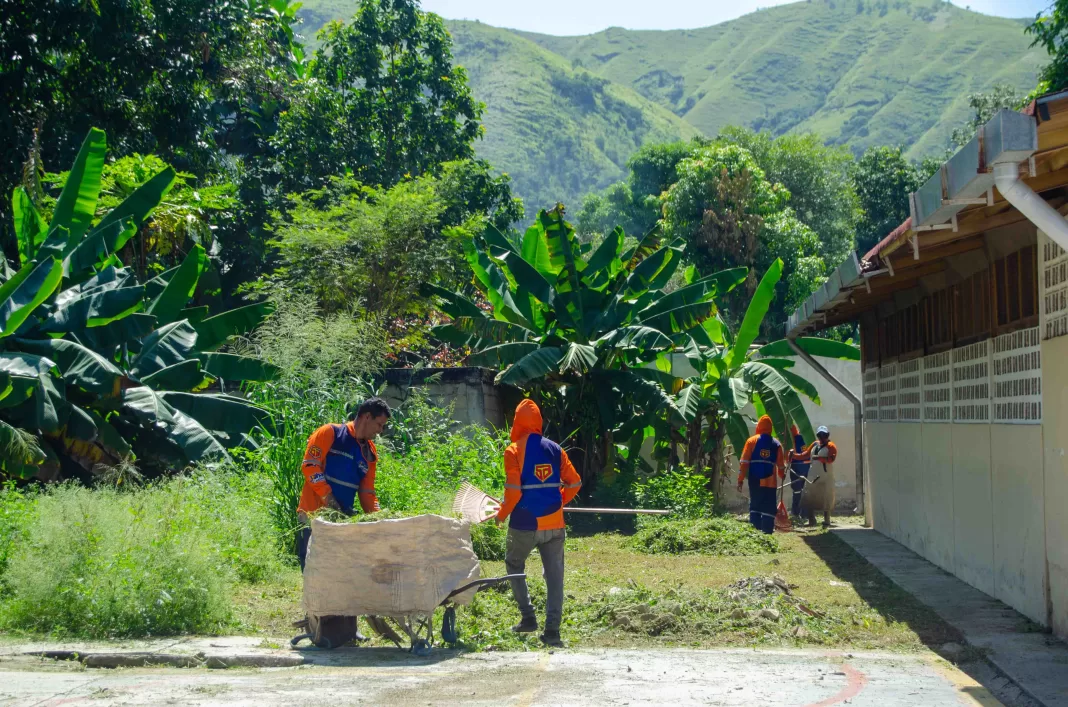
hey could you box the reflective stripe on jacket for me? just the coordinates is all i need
[297,422,379,515]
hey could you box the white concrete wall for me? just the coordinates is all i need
[866,416,1053,628]
[1042,335,1068,637]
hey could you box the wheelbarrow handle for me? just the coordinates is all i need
[444,574,526,602]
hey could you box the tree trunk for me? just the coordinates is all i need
[704,412,728,509]
[685,418,702,471]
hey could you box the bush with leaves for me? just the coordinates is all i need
[0,129,279,481]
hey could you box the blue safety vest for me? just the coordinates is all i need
[509,434,564,531]
[323,424,374,514]
[748,434,781,481]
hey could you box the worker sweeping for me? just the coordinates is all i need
[787,424,811,519]
[495,399,581,647]
[295,397,392,570]
[736,415,786,535]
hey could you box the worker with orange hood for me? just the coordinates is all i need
[736,415,786,534]
[496,399,581,647]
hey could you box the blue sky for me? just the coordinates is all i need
[422,0,1051,36]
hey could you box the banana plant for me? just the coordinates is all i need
[667,258,859,495]
[426,205,747,479]
[1,129,279,481]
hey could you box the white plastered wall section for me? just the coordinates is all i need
[863,229,1066,632]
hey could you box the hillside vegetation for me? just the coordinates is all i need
[297,0,1043,212]
[518,0,1042,160]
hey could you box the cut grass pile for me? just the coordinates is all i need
[629,517,779,556]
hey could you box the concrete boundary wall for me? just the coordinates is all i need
[866,417,1053,628]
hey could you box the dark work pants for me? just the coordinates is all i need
[505,527,566,631]
[790,468,809,516]
[296,526,312,571]
[748,482,777,535]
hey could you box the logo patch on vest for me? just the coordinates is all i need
[534,464,552,481]
[760,449,771,459]
[308,446,322,459]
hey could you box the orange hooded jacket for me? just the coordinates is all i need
[296,421,379,516]
[496,399,581,530]
[737,415,786,489]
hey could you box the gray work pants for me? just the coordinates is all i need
[505,527,566,631]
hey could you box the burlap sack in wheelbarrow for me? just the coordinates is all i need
[302,515,480,618]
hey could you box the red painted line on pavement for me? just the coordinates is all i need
[803,662,868,707]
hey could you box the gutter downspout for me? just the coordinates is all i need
[786,337,871,527]
[994,162,1068,250]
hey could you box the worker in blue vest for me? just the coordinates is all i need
[787,424,811,519]
[736,415,786,534]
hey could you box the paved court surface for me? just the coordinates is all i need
[0,647,1002,706]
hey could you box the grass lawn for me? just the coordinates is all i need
[233,518,960,653]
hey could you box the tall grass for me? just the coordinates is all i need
[0,470,281,637]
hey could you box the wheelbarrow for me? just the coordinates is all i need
[291,515,518,655]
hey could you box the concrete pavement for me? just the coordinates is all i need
[0,646,1002,706]
[833,527,1068,707]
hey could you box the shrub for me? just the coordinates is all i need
[0,470,282,637]
[629,517,779,556]
[630,466,714,519]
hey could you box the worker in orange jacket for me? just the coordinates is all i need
[736,415,785,535]
[296,397,391,571]
[496,399,581,647]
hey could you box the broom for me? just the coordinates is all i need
[451,482,670,524]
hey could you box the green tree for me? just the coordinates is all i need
[1028,1,1068,93]
[0,0,302,265]
[275,0,485,193]
[716,127,859,268]
[852,146,924,255]
[660,145,822,338]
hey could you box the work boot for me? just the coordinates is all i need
[511,616,538,633]
[539,629,563,647]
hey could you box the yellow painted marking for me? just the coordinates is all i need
[925,655,1004,707]
[514,652,551,707]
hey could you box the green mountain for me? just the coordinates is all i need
[296,0,1045,213]
[515,0,1043,160]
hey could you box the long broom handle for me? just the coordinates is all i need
[564,507,671,516]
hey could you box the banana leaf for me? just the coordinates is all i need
[725,412,751,462]
[756,337,860,361]
[193,302,275,351]
[419,283,485,320]
[86,409,132,457]
[0,419,45,478]
[742,361,814,443]
[674,383,702,423]
[179,306,210,324]
[147,244,207,325]
[122,387,229,461]
[497,346,563,387]
[159,392,274,435]
[623,225,662,271]
[583,226,624,284]
[560,342,596,374]
[55,265,129,308]
[465,342,538,367]
[40,285,145,333]
[62,219,137,277]
[74,312,157,353]
[636,300,718,335]
[13,337,126,397]
[492,249,553,305]
[728,258,783,370]
[595,326,674,353]
[13,186,48,264]
[0,352,64,433]
[521,221,557,279]
[0,258,63,337]
[452,316,533,344]
[197,352,281,382]
[141,360,213,391]
[481,224,519,255]
[49,128,106,243]
[131,320,199,377]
